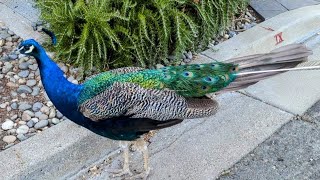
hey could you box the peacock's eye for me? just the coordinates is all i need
[20,44,35,54]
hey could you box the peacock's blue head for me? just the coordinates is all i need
[17,39,43,57]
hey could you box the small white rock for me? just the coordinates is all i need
[31,118,39,123]
[16,125,29,134]
[52,118,60,125]
[1,120,14,130]
[0,102,8,109]
[47,101,54,107]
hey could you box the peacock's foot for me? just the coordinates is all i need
[110,168,133,177]
[128,167,151,180]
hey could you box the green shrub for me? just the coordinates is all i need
[36,0,248,72]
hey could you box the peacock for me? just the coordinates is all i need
[14,31,316,179]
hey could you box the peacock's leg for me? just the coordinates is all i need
[129,138,151,180]
[111,141,133,177]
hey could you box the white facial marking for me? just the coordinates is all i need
[17,46,24,51]
[25,45,35,54]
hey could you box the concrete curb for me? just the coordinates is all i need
[0,121,118,179]
[0,3,42,41]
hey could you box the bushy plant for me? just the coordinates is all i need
[36,0,247,72]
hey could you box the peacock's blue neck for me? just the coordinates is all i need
[33,49,86,125]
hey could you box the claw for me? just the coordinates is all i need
[110,168,133,177]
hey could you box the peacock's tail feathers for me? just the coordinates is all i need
[156,62,238,97]
[219,44,312,93]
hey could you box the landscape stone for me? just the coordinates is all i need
[1,120,14,130]
[2,135,16,143]
[34,120,49,129]
[17,85,32,94]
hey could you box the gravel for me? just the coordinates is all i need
[0,24,69,148]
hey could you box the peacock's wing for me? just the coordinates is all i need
[78,82,219,121]
[78,62,235,121]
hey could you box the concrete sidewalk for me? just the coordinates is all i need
[217,102,320,180]
[1,1,320,180]
[250,0,320,20]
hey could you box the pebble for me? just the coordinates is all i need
[34,120,49,129]
[21,112,32,121]
[3,135,16,143]
[19,62,30,70]
[32,102,43,112]
[1,120,14,130]
[0,102,7,109]
[47,101,54,107]
[6,82,18,88]
[34,111,43,118]
[20,93,27,98]
[18,121,26,125]
[18,102,32,111]
[31,87,40,96]
[229,31,237,38]
[0,39,5,46]
[16,125,29,134]
[18,70,30,78]
[10,115,18,120]
[26,79,37,87]
[31,118,39,124]
[17,134,28,141]
[41,106,50,114]
[28,64,38,71]
[17,85,32,94]
[10,102,18,109]
[8,54,17,60]
[27,120,35,128]
[29,128,36,133]
[52,118,60,125]
[2,62,13,74]
[24,110,35,117]
[56,111,63,118]
[7,129,16,135]
[7,30,14,35]
[223,34,230,39]
[18,78,26,84]
[49,109,56,118]
[38,114,49,120]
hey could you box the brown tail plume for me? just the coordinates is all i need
[220,44,313,93]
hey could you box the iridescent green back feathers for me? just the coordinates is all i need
[78,62,238,105]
